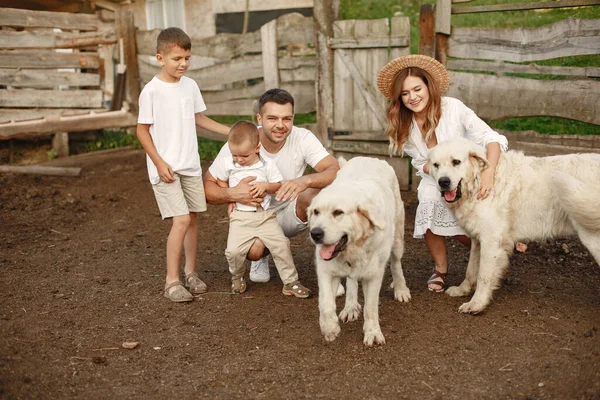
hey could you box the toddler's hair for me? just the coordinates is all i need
[157,27,191,54]
[258,89,295,114]
[229,121,259,147]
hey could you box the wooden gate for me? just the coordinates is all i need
[324,16,412,190]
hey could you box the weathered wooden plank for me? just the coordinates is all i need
[0,29,117,50]
[509,140,600,156]
[276,13,315,48]
[499,129,600,150]
[116,10,140,112]
[452,0,600,14]
[435,0,452,35]
[0,109,136,139]
[447,71,600,124]
[447,59,600,78]
[0,7,102,31]
[330,140,389,156]
[419,4,436,58]
[331,131,387,141]
[138,54,264,87]
[212,0,313,13]
[204,81,315,116]
[0,69,100,88]
[328,37,409,49]
[52,132,69,158]
[0,89,104,108]
[0,165,82,177]
[448,18,600,62]
[261,19,279,90]
[202,83,265,104]
[0,50,100,69]
[280,66,316,82]
[0,108,106,123]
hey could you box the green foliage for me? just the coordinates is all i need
[85,129,141,152]
[198,137,225,161]
[47,148,58,160]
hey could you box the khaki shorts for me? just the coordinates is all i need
[152,174,207,219]
[273,198,308,238]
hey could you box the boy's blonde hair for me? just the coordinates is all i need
[157,27,191,54]
[229,120,259,147]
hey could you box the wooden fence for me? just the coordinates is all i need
[421,0,600,159]
[0,7,137,156]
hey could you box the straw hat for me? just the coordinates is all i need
[376,54,450,99]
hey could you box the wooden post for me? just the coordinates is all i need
[116,10,140,113]
[313,0,339,147]
[261,19,279,90]
[435,0,451,64]
[52,132,70,158]
[419,3,436,57]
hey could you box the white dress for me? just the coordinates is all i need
[403,97,509,239]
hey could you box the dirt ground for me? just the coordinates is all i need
[1,149,599,400]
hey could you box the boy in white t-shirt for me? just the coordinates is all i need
[211,121,311,298]
[136,27,230,303]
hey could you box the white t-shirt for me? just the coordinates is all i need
[403,97,508,193]
[209,125,330,209]
[210,154,283,211]
[138,76,207,184]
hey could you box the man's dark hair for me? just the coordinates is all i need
[157,27,192,54]
[257,89,295,114]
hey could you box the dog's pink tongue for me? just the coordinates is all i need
[319,244,337,260]
[444,189,457,202]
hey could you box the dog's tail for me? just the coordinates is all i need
[553,171,600,232]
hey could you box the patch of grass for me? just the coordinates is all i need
[489,117,600,136]
[85,129,141,152]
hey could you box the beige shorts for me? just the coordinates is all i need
[273,198,308,238]
[152,174,207,219]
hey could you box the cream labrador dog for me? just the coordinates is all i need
[428,138,600,314]
[308,156,411,346]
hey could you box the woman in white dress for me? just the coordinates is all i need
[376,55,508,292]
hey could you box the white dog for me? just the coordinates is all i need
[427,138,600,314]
[308,156,411,346]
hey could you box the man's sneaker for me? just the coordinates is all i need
[282,280,312,299]
[249,255,270,282]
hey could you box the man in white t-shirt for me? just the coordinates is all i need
[204,89,339,283]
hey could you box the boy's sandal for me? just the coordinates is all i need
[427,269,447,293]
[282,280,312,299]
[231,274,247,294]
[164,281,193,302]
[185,272,208,295]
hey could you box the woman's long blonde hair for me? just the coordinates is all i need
[385,67,443,155]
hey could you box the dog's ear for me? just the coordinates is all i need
[357,203,386,230]
[337,156,347,168]
[468,143,489,171]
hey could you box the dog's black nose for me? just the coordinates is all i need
[438,176,451,189]
[310,228,324,242]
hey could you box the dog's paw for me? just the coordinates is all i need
[321,324,341,342]
[363,330,385,347]
[457,300,486,314]
[393,285,411,303]
[446,284,471,297]
[339,303,362,322]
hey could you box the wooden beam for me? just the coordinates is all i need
[261,19,279,90]
[0,108,136,139]
[447,59,600,78]
[419,3,436,57]
[0,7,101,31]
[52,132,69,158]
[116,10,140,113]
[0,29,116,50]
[0,89,103,108]
[0,69,100,88]
[448,18,600,62]
[452,0,600,14]
[435,0,452,35]
[211,0,313,14]
[328,37,409,49]
[0,165,82,177]
[0,50,100,69]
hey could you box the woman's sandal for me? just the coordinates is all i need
[427,269,447,293]
[164,281,194,302]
